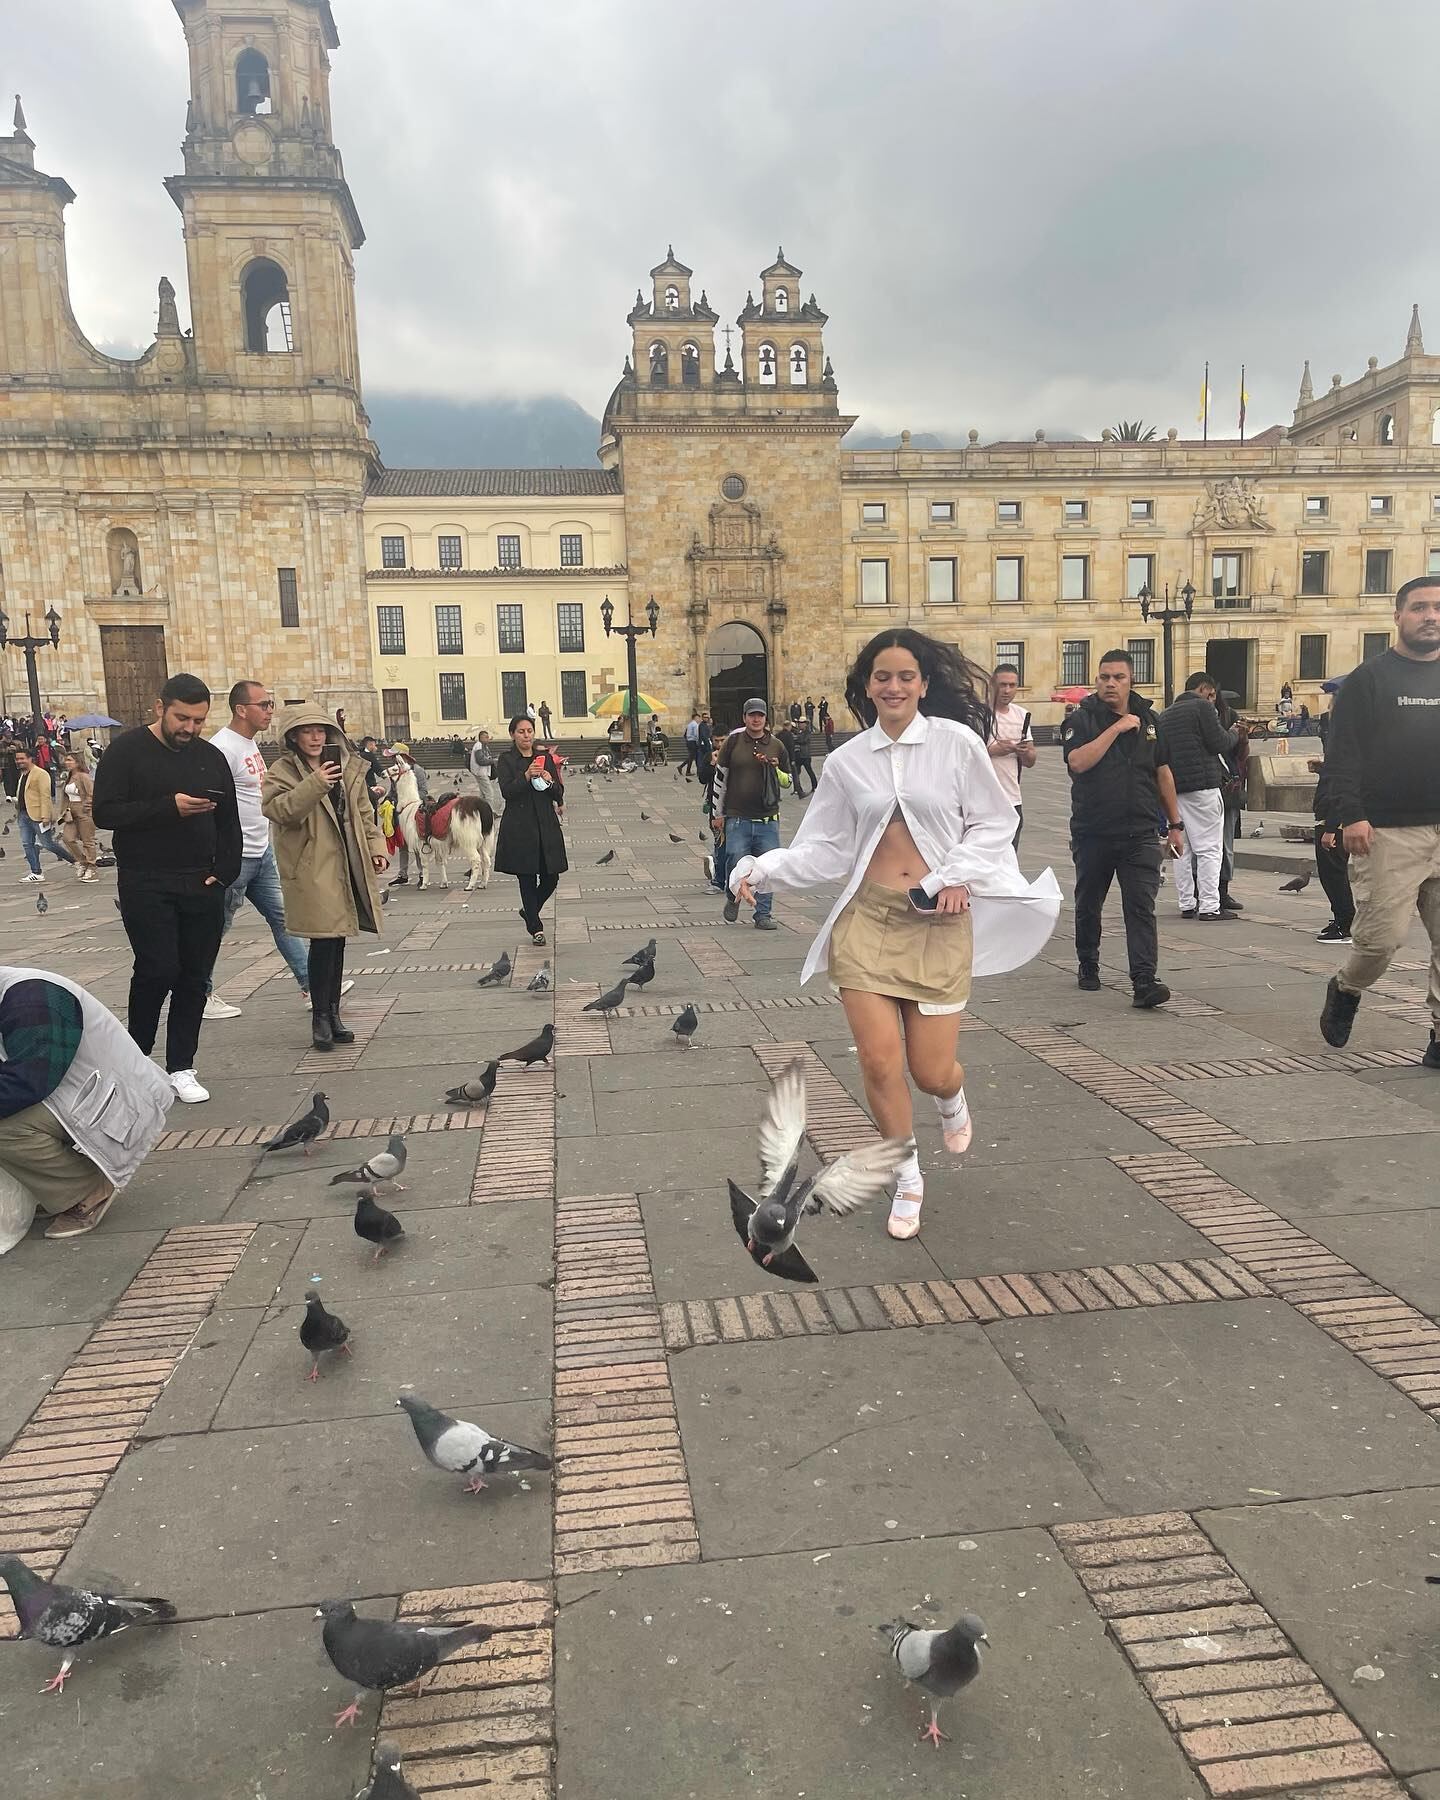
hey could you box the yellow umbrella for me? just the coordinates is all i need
[590,689,666,717]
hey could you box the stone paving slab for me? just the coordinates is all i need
[0,1325,92,1445]
[1204,1137,1440,1222]
[1147,1071,1440,1146]
[0,1230,163,1328]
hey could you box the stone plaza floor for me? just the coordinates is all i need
[2,753,1439,1799]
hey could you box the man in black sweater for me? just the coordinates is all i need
[1158,673,1239,922]
[1319,577,1440,1064]
[92,673,242,1104]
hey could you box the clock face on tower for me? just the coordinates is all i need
[232,121,273,167]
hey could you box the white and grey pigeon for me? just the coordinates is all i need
[329,1133,407,1191]
[444,1061,498,1108]
[526,960,552,992]
[887,1612,987,1749]
[476,951,511,988]
[728,1062,913,1284]
[396,1395,553,1494]
[356,1740,421,1800]
[0,1555,176,1694]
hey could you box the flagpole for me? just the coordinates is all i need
[1239,362,1246,444]
[1203,360,1209,444]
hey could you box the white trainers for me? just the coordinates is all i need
[299,979,353,1002]
[22,872,42,883]
[203,995,242,1020]
[170,1069,210,1103]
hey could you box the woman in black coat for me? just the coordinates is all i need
[494,714,567,944]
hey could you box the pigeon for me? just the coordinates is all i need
[300,1294,352,1380]
[728,1063,914,1283]
[704,854,715,884]
[263,1091,329,1156]
[640,811,650,821]
[444,1061,499,1108]
[35,892,47,915]
[316,1599,493,1728]
[627,955,656,991]
[622,937,658,968]
[358,1741,421,1800]
[584,977,630,1014]
[0,845,5,857]
[672,1004,699,1047]
[698,829,707,841]
[0,1556,176,1695]
[886,1612,987,1749]
[1279,871,1312,893]
[380,887,391,907]
[596,849,615,864]
[526,960,552,992]
[476,951,511,988]
[354,1188,404,1262]
[1428,1574,1440,1585]
[396,1395,553,1494]
[329,1133,407,1191]
[668,830,685,843]
[1250,821,1266,837]
[499,1021,555,1067]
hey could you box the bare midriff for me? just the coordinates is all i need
[864,804,932,892]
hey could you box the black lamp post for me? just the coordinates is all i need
[601,593,660,753]
[0,605,62,727]
[1136,580,1194,706]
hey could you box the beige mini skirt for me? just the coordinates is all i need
[827,880,974,1014]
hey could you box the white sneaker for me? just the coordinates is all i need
[203,995,242,1020]
[299,979,353,1002]
[170,1069,210,1104]
[22,872,42,883]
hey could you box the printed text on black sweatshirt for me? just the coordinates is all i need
[1323,649,1440,828]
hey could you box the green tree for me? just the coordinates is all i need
[1108,419,1158,441]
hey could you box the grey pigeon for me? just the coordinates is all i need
[640,811,650,821]
[263,1091,329,1155]
[35,892,47,914]
[299,1293,352,1380]
[316,1599,492,1728]
[0,845,5,857]
[887,1612,987,1749]
[354,1189,404,1262]
[627,955,656,991]
[668,830,685,843]
[596,849,615,864]
[476,951,511,988]
[499,1021,555,1066]
[0,1555,175,1694]
[622,938,658,968]
[526,960,552,992]
[396,1394,553,1494]
[698,829,707,841]
[672,1004,698,1047]
[357,1741,420,1800]
[444,1061,498,1108]
[1279,871,1311,893]
[704,854,715,883]
[329,1133,407,1191]
[584,977,630,1014]
[728,1063,913,1284]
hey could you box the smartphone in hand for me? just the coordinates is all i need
[907,885,939,913]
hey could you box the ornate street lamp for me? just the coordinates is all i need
[0,605,62,724]
[1136,579,1194,706]
[601,593,660,754]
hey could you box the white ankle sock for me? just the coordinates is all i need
[893,1150,922,1197]
[934,1087,969,1123]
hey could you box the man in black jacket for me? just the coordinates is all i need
[1061,648,1185,1007]
[92,673,241,1105]
[1319,577,1440,1063]
[1159,673,1239,922]
[1309,749,1353,944]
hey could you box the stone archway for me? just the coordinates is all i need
[706,621,768,733]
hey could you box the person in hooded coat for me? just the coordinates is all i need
[262,703,389,1051]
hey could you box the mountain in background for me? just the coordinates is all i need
[366,392,602,469]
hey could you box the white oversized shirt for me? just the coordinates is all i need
[209,725,270,858]
[728,712,1061,986]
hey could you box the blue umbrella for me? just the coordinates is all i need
[65,713,124,729]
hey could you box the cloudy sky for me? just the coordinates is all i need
[10,0,1439,442]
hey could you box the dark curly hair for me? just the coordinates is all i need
[844,629,993,733]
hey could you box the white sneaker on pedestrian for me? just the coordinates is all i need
[203,995,242,1020]
[298,979,353,1002]
[22,872,43,883]
[170,1069,210,1103]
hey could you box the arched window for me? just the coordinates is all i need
[789,343,808,386]
[242,258,293,352]
[1432,406,1440,445]
[664,285,680,312]
[680,342,701,387]
[648,341,669,385]
[1379,411,1395,444]
[236,48,272,116]
[757,342,777,386]
[774,287,789,314]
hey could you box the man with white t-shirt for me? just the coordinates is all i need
[202,680,319,1019]
[987,664,1036,847]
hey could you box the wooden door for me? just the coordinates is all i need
[99,626,168,727]
[382,688,410,739]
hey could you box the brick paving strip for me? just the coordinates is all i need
[214,949,293,1003]
[752,1041,886,1157]
[294,997,395,1074]
[554,983,613,1056]
[374,1578,554,1796]
[152,1108,489,1153]
[1129,1048,1416,1082]
[657,1256,1272,1349]
[470,1068,556,1204]
[1052,1511,1407,1798]
[1115,1154,1440,1422]
[551,1193,700,1578]
[680,936,746,979]
[0,1223,255,1639]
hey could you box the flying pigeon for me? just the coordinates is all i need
[444,1061,498,1108]
[728,1063,914,1283]
[476,951,511,988]
[354,1189,404,1262]
[672,1004,699,1047]
[498,1021,555,1066]
[329,1133,407,1191]
[262,1091,329,1156]
[584,978,630,1014]
[623,938,658,968]
[886,1612,987,1749]
[316,1599,493,1728]
[299,1293,353,1380]
[35,892,47,914]
[596,849,615,865]
[627,956,656,991]
[0,1556,176,1695]
[1279,871,1312,893]
[526,960,552,992]
[358,1741,421,1800]
[396,1395,553,1494]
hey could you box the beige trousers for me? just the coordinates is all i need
[0,1103,107,1215]
[61,809,97,867]
[1339,823,1440,1022]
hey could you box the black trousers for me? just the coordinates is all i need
[517,871,560,934]
[307,937,347,1012]
[1073,833,1162,986]
[118,879,226,1073]
[790,754,817,796]
[1314,824,1355,930]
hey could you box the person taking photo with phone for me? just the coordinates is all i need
[494,714,567,945]
[261,703,389,1053]
[728,629,1060,1240]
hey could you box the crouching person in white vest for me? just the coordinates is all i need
[0,965,174,1246]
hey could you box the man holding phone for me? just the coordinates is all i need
[92,673,242,1104]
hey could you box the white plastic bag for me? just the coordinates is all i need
[0,1166,38,1253]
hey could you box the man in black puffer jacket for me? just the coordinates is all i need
[1158,673,1239,922]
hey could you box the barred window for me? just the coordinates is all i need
[557,603,585,653]
[435,604,463,655]
[561,670,588,716]
[1126,639,1155,684]
[438,672,467,720]
[994,639,1024,685]
[559,533,584,568]
[1061,640,1090,686]
[277,567,299,628]
[501,670,528,718]
[497,604,525,652]
[380,535,406,569]
[497,534,522,569]
[438,535,462,570]
[376,605,406,656]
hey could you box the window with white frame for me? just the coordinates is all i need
[927,558,957,604]
[994,556,1023,603]
[860,559,890,605]
[1061,555,1089,601]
